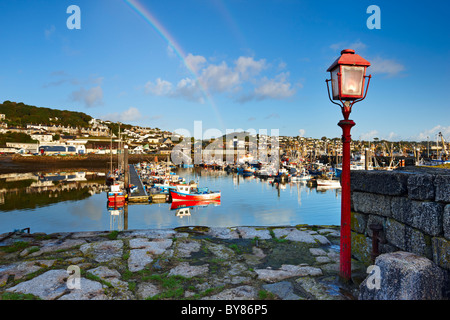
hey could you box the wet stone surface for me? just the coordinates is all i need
[0,225,367,300]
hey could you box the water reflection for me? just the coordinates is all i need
[0,168,341,234]
[107,205,128,231]
[0,171,108,212]
[169,199,222,225]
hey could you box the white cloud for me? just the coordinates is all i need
[145,78,173,96]
[172,78,204,103]
[386,132,401,141]
[330,40,366,52]
[185,54,207,73]
[298,129,306,137]
[145,77,204,103]
[277,61,287,70]
[236,72,298,103]
[329,42,344,51]
[253,72,297,100]
[144,54,299,104]
[199,61,240,93]
[121,107,143,122]
[349,40,367,51]
[359,130,379,141]
[44,25,56,39]
[234,56,267,79]
[370,56,405,77]
[416,125,450,141]
[102,107,143,123]
[70,86,103,108]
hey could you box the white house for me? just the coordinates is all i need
[30,133,53,143]
[6,142,39,153]
[132,146,144,154]
[66,140,87,154]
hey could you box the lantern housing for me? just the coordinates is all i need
[327,49,371,101]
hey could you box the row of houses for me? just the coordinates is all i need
[26,123,109,137]
[0,115,180,155]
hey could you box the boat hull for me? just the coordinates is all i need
[170,199,221,210]
[170,190,221,201]
[107,192,126,203]
[316,179,341,187]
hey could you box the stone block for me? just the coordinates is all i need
[407,228,433,259]
[263,281,301,300]
[351,232,372,265]
[407,173,435,201]
[359,251,446,300]
[386,218,406,250]
[352,192,391,217]
[366,215,386,238]
[386,218,432,259]
[411,201,444,236]
[432,237,450,271]
[435,175,450,203]
[444,205,450,240]
[237,227,272,240]
[390,197,412,225]
[255,264,322,282]
[351,211,368,234]
[79,240,123,263]
[351,171,409,196]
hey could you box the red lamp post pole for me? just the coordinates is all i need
[338,118,355,281]
[326,49,372,282]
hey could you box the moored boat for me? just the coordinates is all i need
[291,173,312,181]
[316,178,341,188]
[170,185,221,201]
[107,183,127,205]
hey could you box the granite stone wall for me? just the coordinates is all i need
[350,168,450,272]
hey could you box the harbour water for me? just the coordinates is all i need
[0,168,341,234]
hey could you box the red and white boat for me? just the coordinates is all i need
[107,184,127,206]
[170,185,221,202]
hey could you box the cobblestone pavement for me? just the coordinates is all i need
[0,225,367,300]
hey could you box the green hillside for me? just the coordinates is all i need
[0,101,93,128]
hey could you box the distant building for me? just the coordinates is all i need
[6,142,39,153]
[66,140,87,154]
[27,124,49,131]
[38,142,86,155]
[161,138,173,147]
[30,132,53,143]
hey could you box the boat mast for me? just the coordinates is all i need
[110,128,113,173]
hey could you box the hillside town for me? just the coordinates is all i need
[0,111,448,165]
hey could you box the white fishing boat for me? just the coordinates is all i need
[316,178,341,188]
[291,173,312,181]
[291,167,312,181]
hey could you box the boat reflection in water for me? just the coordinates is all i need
[170,199,221,219]
[107,203,128,231]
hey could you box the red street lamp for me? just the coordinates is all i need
[326,49,371,281]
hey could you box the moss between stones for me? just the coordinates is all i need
[351,232,372,266]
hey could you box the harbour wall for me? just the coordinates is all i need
[350,168,450,274]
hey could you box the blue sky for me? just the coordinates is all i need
[0,0,449,141]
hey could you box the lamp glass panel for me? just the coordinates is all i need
[341,66,364,96]
[330,67,340,99]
